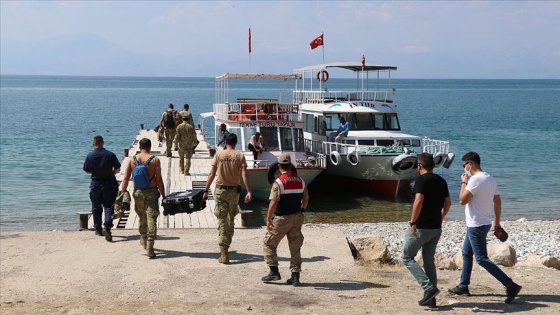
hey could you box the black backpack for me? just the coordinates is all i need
[164,111,176,128]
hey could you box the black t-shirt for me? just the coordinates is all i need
[412,173,450,229]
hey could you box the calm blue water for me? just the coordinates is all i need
[1,75,559,231]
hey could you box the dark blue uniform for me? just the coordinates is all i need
[83,148,121,232]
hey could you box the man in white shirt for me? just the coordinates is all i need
[448,151,521,304]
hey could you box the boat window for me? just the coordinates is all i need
[279,128,294,150]
[373,114,385,130]
[325,115,337,131]
[260,127,279,150]
[385,113,400,130]
[318,117,327,136]
[294,128,305,151]
[242,127,256,150]
[357,140,376,145]
[377,139,394,147]
[303,113,315,133]
[353,113,375,131]
[401,139,421,147]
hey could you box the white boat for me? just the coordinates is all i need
[199,73,327,200]
[293,62,455,197]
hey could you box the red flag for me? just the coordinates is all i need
[309,34,323,50]
[361,55,365,68]
[248,28,252,53]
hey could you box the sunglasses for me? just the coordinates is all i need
[462,161,471,168]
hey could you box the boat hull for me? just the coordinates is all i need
[322,154,418,197]
[240,167,324,200]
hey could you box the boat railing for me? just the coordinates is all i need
[296,152,327,168]
[294,90,394,104]
[214,102,300,122]
[305,138,447,157]
[421,138,450,155]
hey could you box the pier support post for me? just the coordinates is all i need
[123,147,130,157]
[239,210,253,228]
[140,123,145,130]
[77,212,91,231]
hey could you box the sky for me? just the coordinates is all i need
[1,1,559,79]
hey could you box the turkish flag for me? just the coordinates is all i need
[310,34,323,50]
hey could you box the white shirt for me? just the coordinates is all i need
[465,172,500,227]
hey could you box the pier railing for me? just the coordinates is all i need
[294,90,394,104]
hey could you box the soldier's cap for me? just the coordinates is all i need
[278,152,292,165]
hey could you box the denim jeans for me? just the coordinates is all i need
[459,224,513,288]
[89,181,117,231]
[402,228,442,291]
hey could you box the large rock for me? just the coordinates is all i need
[488,243,517,267]
[415,252,457,270]
[519,255,560,270]
[351,235,390,264]
[454,244,517,268]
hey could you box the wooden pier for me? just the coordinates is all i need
[87,126,254,230]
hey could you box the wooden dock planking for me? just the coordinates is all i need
[95,127,245,231]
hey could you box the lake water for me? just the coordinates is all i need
[1,75,559,231]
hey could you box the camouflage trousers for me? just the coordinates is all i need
[263,213,305,272]
[213,187,240,247]
[164,128,176,154]
[178,146,193,173]
[133,188,160,240]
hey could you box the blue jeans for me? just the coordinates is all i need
[402,228,442,291]
[459,225,513,288]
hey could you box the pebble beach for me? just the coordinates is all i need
[308,219,560,262]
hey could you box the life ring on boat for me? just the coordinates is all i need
[392,154,418,175]
[316,70,329,83]
[433,152,446,168]
[329,151,341,166]
[443,152,455,169]
[267,162,297,185]
[347,151,360,166]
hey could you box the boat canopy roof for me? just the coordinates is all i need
[304,102,385,114]
[294,62,397,72]
[216,73,301,81]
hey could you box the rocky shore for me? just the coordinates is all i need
[307,219,560,263]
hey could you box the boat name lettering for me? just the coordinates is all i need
[239,122,296,128]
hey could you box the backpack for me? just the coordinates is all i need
[132,156,155,189]
[164,110,176,128]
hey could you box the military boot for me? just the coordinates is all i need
[140,235,148,249]
[287,272,301,286]
[146,239,156,259]
[218,245,230,264]
[261,266,281,282]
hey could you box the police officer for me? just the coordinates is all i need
[261,153,309,286]
[203,133,252,264]
[173,115,197,175]
[83,135,121,242]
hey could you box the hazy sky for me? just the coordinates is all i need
[1,1,559,78]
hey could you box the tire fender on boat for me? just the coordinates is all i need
[267,162,297,185]
[347,151,360,166]
[433,152,446,168]
[316,70,329,83]
[392,154,418,175]
[330,151,342,166]
[443,152,455,169]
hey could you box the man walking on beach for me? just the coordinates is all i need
[120,138,165,259]
[448,151,522,303]
[261,153,309,286]
[158,103,180,157]
[173,115,197,175]
[83,135,121,242]
[401,153,451,308]
[203,133,252,264]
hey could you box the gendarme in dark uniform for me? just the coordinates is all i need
[262,152,309,286]
[83,135,121,241]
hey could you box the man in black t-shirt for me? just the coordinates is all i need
[402,153,451,308]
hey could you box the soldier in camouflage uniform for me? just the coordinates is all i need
[179,103,194,126]
[203,133,252,264]
[173,116,197,175]
[120,138,165,259]
[158,103,180,157]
